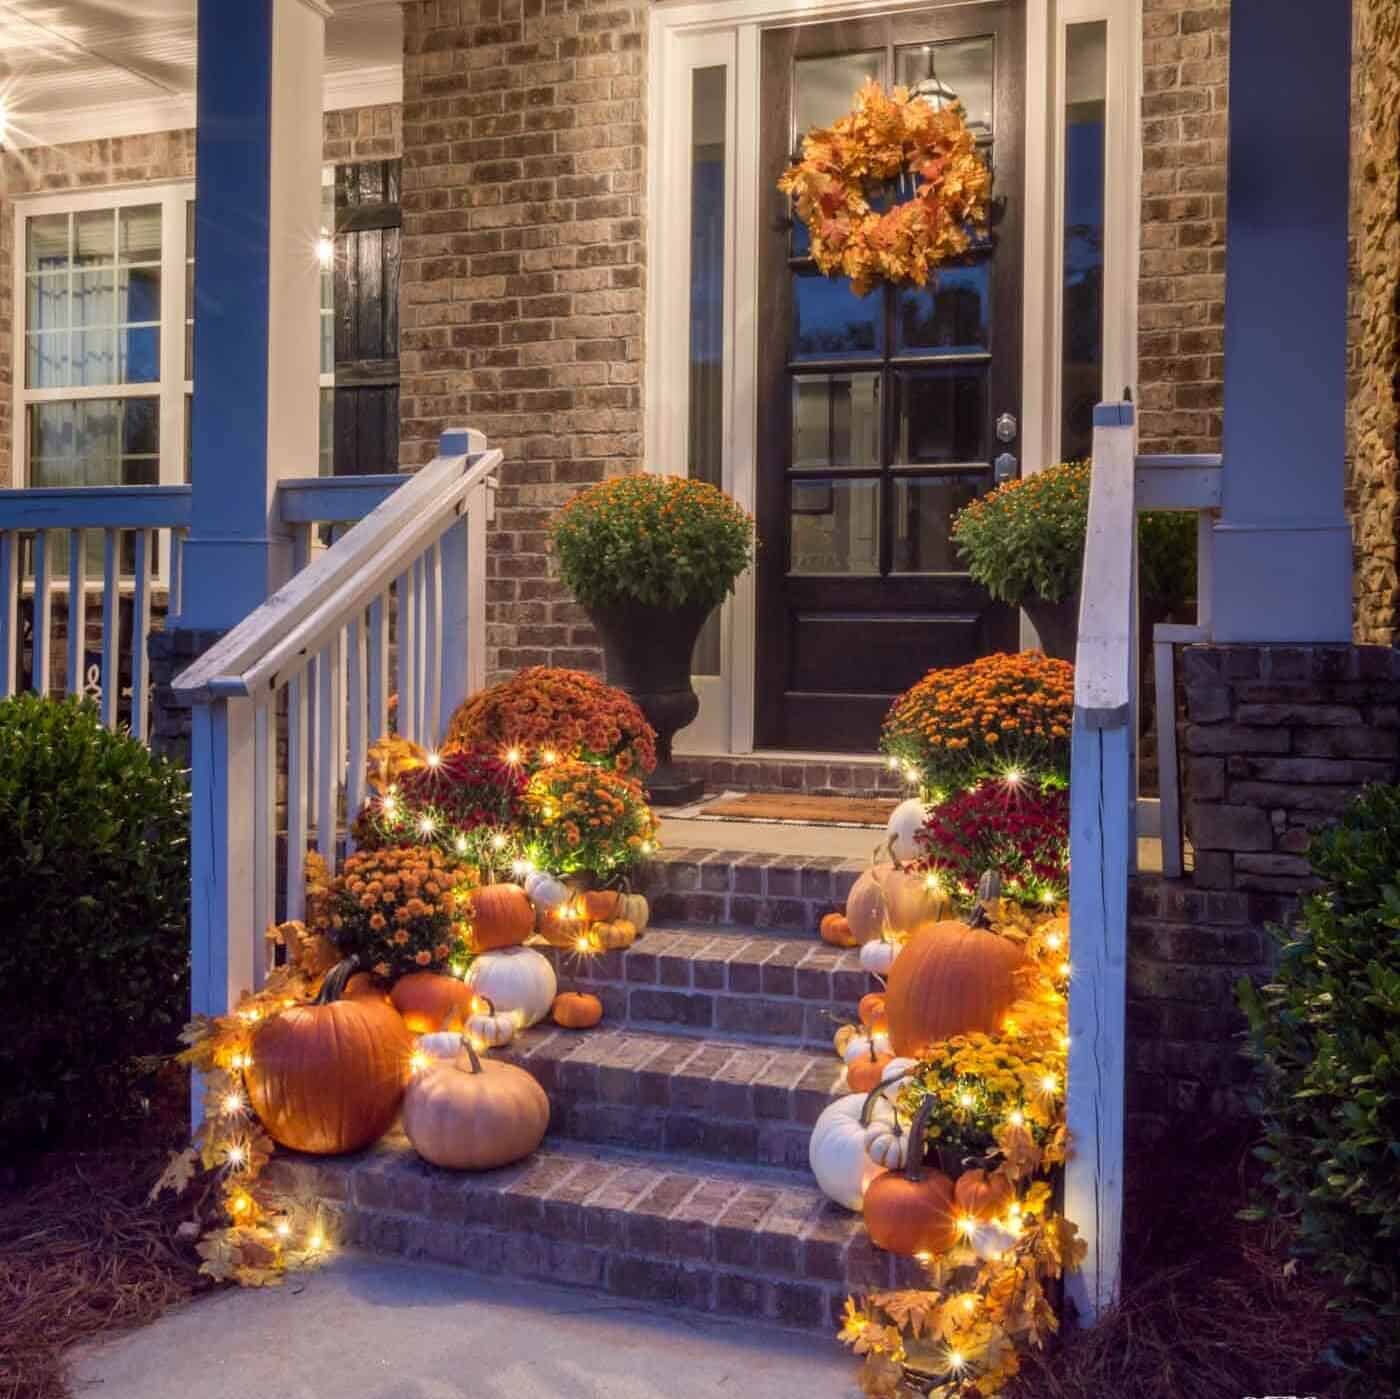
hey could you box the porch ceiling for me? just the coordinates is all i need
[0,0,401,130]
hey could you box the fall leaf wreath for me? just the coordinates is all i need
[779,81,991,297]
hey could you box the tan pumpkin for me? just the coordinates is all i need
[467,883,535,952]
[390,970,474,1034]
[846,863,949,944]
[246,960,413,1155]
[615,891,650,933]
[401,1042,550,1170]
[953,1167,1015,1222]
[552,991,604,1029]
[820,912,857,948]
[884,916,1026,1058]
[592,918,637,951]
[580,889,620,923]
[833,1023,858,1059]
[862,1099,959,1256]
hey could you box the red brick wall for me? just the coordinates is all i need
[399,0,646,682]
[0,106,401,489]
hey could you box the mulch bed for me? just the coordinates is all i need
[0,1091,209,1399]
[1011,1124,1376,1399]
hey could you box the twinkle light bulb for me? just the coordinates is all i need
[226,1143,247,1168]
[1040,889,1057,906]
[455,836,469,854]
[1002,767,1025,787]
[221,1091,246,1116]
[541,749,558,764]
[958,1091,975,1108]
[956,1214,977,1238]
[491,833,508,850]
[1008,1110,1025,1127]
[505,747,522,765]
[512,859,533,877]
[1058,961,1072,978]
[276,1220,292,1238]
[409,1051,428,1074]
[418,815,437,836]
[1041,1074,1059,1096]
[308,1230,326,1251]
[426,750,441,767]
[231,1194,250,1215]
[1045,932,1063,951]
[316,234,334,269]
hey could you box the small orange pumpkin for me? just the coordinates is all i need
[862,1098,959,1256]
[847,1051,895,1094]
[820,912,857,948]
[581,889,621,923]
[467,883,535,952]
[390,970,474,1033]
[552,991,604,1029]
[858,992,888,1030]
[953,1167,1014,1222]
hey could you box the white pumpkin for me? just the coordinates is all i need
[886,797,930,863]
[465,946,557,1028]
[809,1093,888,1211]
[418,1030,464,1061]
[465,995,516,1048]
[971,1221,1019,1260]
[841,1028,892,1065]
[863,1099,909,1169]
[524,870,570,910]
[860,938,900,977]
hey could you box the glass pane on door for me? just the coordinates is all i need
[895,35,995,136]
[789,478,880,575]
[791,373,880,470]
[891,473,983,572]
[894,367,988,464]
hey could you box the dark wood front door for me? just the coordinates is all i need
[756,2,1024,752]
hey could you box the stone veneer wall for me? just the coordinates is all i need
[399,0,646,683]
[0,106,402,490]
[1349,0,1400,644]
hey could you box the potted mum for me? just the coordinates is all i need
[951,461,1197,660]
[552,475,756,804]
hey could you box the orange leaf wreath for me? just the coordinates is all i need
[778,81,991,297]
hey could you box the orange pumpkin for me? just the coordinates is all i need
[884,918,1026,1058]
[847,1049,895,1094]
[858,992,887,1030]
[592,918,637,951]
[535,905,581,948]
[581,889,621,923]
[862,1099,959,1256]
[552,991,604,1029]
[389,970,474,1033]
[820,912,857,948]
[953,1168,1014,1222]
[344,970,389,1002]
[246,960,413,1155]
[467,883,535,951]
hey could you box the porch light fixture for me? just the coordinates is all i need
[316,232,334,269]
[910,46,958,111]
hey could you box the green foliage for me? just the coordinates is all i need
[1238,784,1400,1366]
[552,474,756,611]
[0,695,190,1153]
[951,460,1198,611]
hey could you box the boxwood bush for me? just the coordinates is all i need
[0,695,190,1153]
[1238,784,1400,1370]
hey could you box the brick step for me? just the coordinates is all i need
[674,752,906,799]
[267,1137,921,1332]
[535,924,875,1050]
[498,1025,846,1171]
[640,848,868,934]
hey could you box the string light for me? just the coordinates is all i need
[1007,1109,1025,1127]
[1002,766,1025,788]
[512,859,533,877]
[1058,961,1072,978]
[230,1193,251,1215]
[276,1220,292,1239]
[1040,889,1058,906]
[409,1051,429,1074]
[957,1090,975,1108]
[946,1350,968,1376]
[491,833,508,851]
[504,747,522,765]
[455,836,469,854]
[221,1091,246,1117]
[956,1214,977,1238]
[382,795,398,819]
[541,749,558,765]
[1045,932,1064,951]
[225,1142,248,1169]
[886,756,900,771]
[307,1230,326,1252]
[426,750,441,768]
[924,872,943,893]
[1040,1073,1059,1096]
[316,234,334,269]
[418,814,437,836]
[915,1251,933,1264]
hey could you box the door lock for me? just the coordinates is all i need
[996,412,1018,443]
[994,452,1018,483]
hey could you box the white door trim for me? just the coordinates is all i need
[646,0,1142,755]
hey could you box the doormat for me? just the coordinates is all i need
[674,791,899,828]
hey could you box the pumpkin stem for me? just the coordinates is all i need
[859,1065,916,1126]
[315,956,361,1005]
[455,1040,485,1076]
[476,995,496,1017]
[967,869,1002,929]
[903,1096,937,1183]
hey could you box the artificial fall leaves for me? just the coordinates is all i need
[779,81,990,296]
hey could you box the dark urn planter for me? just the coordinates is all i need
[1022,593,1080,662]
[587,598,711,806]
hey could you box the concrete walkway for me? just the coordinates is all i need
[71,1252,857,1399]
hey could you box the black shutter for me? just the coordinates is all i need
[332,159,401,475]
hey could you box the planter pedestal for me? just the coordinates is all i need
[1023,594,1080,662]
[587,599,710,806]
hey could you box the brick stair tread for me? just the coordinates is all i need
[497,1024,848,1169]
[270,1136,920,1329]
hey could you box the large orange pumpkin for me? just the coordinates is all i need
[862,1099,959,1256]
[390,970,474,1033]
[884,917,1026,1058]
[467,883,535,951]
[246,960,414,1155]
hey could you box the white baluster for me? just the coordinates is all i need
[67,529,87,698]
[316,631,342,869]
[368,591,389,740]
[467,487,488,696]
[101,530,120,729]
[291,522,313,576]
[423,539,441,747]
[253,697,275,982]
[396,567,416,744]
[413,555,428,742]
[131,529,153,740]
[346,613,368,834]
[438,514,470,736]
[285,671,309,922]
[32,530,53,697]
[0,532,18,698]
[306,652,320,832]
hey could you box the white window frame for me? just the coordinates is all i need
[12,181,194,495]
[647,0,1142,755]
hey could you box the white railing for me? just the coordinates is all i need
[0,487,192,740]
[1064,405,1222,1324]
[174,429,497,1022]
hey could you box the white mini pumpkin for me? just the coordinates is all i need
[465,995,516,1048]
[524,870,570,910]
[860,937,900,977]
[418,1030,464,1061]
[971,1220,1019,1260]
[809,1093,888,1211]
[863,1100,909,1169]
[465,946,557,1028]
[886,797,930,863]
[841,1028,892,1064]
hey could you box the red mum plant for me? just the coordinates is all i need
[917,776,1069,908]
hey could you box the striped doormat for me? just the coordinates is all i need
[677,791,898,829]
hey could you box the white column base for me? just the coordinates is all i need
[1209,523,1353,643]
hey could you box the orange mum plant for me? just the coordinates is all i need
[881,652,1074,798]
[779,80,991,297]
[523,758,658,877]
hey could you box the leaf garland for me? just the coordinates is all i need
[779,81,991,297]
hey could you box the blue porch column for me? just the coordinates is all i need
[1209,0,1354,641]
[178,0,329,631]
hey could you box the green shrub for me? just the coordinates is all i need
[0,695,190,1153]
[1238,784,1400,1364]
[951,460,1198,611]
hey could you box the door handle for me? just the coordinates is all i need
[996,413,1018,442]
[994,452,1018,483]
